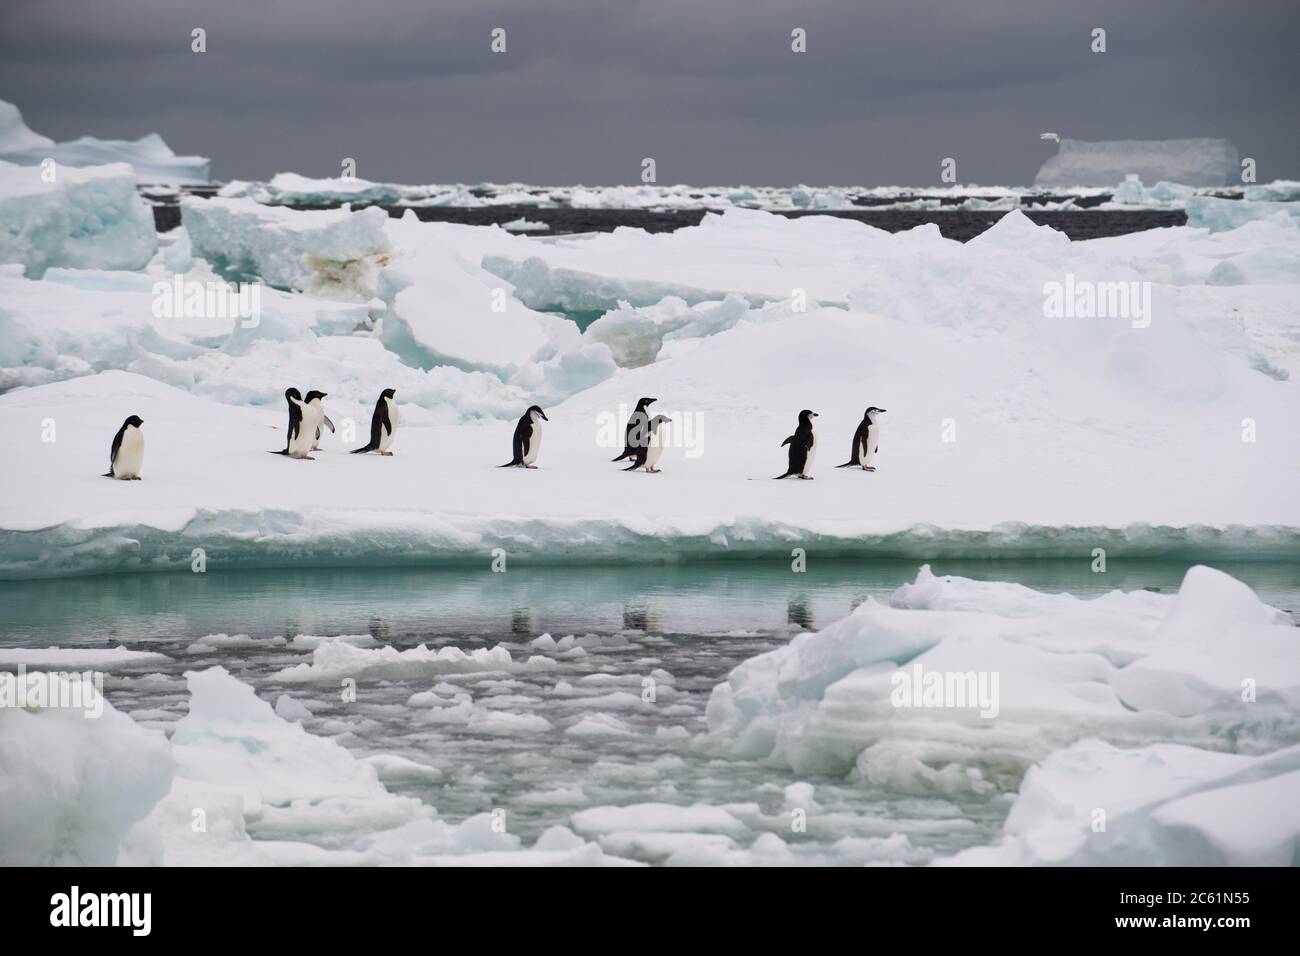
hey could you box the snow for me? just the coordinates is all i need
[0,160,157,277]
[0,646,172,668]
[0,100,208,184]
[1035,138,1239,187]
[704,565,1299,801]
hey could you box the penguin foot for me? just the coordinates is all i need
[798,474,814,480]
[381,451,394,457]
[648,467,661,474]
[526,464,539,469]
[131,476,142,480]
[863,466,876,472]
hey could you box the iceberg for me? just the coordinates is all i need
[0,99,208,185]
[0,160,158,277]
[1035,138,1239,187]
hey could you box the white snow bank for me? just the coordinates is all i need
[0,99,208,184]
[0,672,172,864]
[943,740,1300,865]
[0,160,157,277]
[1035,138,1239,187]
[705,565,1300,796]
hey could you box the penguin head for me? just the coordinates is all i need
[303,390,328,404]
[124,414,144,429]
[865,406,887,421]
[650,415,672,428]
[636,397,657,411]
[381,388,397,400]
[799,409,819,424]
[285,387,303,403]
[527,405,549,422]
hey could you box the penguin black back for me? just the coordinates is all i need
[775,410,818,479]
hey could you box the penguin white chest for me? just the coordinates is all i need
[287,402,315,457]
[861,423,878,466]
[379,397,399,452]
[802,433,816,475]
[114,426,144,478]
[645,423,668,469]
[523,421,543,464]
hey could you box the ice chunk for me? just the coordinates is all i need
[1035,138,1239,187]
[1186,196,1300,233]
[0,672,173,865]
[0,160,158,277]
[182,197,391,296]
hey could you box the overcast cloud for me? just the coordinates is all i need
[2,0,1296,186]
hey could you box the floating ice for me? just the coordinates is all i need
[705,565,1300,798]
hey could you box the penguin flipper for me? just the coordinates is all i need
[351,444,377,454]
[612,448,632,462]
[323,415,336,433]
[781,436,793,447]
[269,449,290,456]
[103,470,114,478]
[836,461,857,467]
[623,461,641,472]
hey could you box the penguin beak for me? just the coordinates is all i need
[812,412,819,417]
[541,411,549,421]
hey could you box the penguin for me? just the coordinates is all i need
[775,410,818,479]
[500,405,548,468]
[270,387,315,459]
[352,388,399,455]
[612,397,656,462]
[304,390,335,450]
[623,415,672,473]
[104,415,144,479]
[837,407,887,471]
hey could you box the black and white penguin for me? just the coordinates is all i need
[623,415,672,473]
[352,388,399,455]
[775,410,818,479]
[612,397,656,462]
[500,405,548,468]
[270,387,315,459]
[837,407,887,471]
[303,390,335,451]
[104,414,144,479]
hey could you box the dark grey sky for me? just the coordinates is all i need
[2,0,1297,186]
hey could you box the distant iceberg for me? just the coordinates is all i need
[0,99,209,185]
[1035,138,1239,188]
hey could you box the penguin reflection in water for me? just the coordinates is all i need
[837,406,886,471]
[623,415,672,473]
[501,405,548,468]
[352,388,399,456]
[775,409,818,479]
[104,415,145,479]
